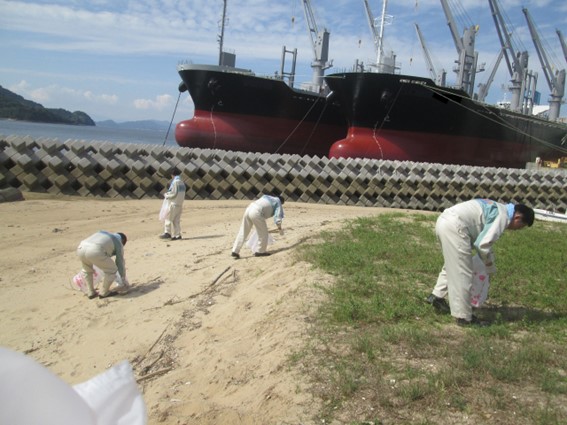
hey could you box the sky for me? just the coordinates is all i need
[1,0,566,123]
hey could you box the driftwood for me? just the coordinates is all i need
[133,325,168,366]
[137,366,172,382]
[143,266,233,310]
[211,266,231,285]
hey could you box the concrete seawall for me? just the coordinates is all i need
[1,136,566,212]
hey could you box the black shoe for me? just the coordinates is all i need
[456,315,489,327]
[99,291,119,299]
[171,236,182,240]
[426,294,451,314]
[159,233,171,239]
[231,252,240,259]
[254,252,271,257]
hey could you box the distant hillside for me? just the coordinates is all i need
[96,119,170,131]
[0,85,95,126]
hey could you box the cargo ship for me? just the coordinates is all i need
[324,72,567,168]
[174,0,347,157]
[175,64,346,156]
[175,0,567,168]
[323,0,567,169]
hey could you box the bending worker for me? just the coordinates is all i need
[231,194,285,259]
[427,199,534,326]
[160,173,186,240]
[76,231,128,299]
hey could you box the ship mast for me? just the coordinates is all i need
[376,0,387,67]
[218,0,228,66]
[362,0,397,73]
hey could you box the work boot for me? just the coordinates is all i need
[456,315,489,327]
[426,294,450,314]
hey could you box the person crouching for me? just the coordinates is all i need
[76,231,128,299]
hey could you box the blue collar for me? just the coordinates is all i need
[506,203,515,221]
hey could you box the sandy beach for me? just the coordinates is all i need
[0,192,396,424]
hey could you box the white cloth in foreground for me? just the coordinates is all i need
[0,346,147,425]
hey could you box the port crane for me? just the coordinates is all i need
[414,23,446,87]
[488,0,535,114]
[301,0,332,93]
[522,8,565,121]
[439,0,483,97]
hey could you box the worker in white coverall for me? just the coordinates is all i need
[160,174,186,240]
[76,231,128,299]
[231,195,285,259]
[427,199,534,326]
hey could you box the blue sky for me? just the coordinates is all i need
[1,0,565,123]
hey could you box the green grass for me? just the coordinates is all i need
[294,213,567,424]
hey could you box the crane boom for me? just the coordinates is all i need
[440,0,463,52]
[363,0,380,60]
[301,0,332,92]
[477,48,504,102]
[488,0,529,112]
[522,8,565,120]
[558,30,567,64]
[439,0,479,96]
[414,23,446,86]
[523,8,554,88]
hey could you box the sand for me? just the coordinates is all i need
[0,193,393,424]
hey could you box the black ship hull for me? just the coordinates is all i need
[324,72,567,168]
[175,64,347,156]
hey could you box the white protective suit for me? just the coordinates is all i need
[232,195,284,255]
[76,231,127,298]
[163,176,186,238]
[432,199,514,320]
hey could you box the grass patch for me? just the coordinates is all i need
[293,213,567,424]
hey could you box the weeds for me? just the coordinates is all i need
[294,213,567,424]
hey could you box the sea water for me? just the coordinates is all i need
[0,119,178,147]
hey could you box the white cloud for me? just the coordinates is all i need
[133,94,172,111]
[8,80,119,107]
[84,91,119,104]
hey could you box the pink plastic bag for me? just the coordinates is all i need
[71,267,103,293]
[71,266,124,293]
[471,254,490,307]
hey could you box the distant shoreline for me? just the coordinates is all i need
[0,117,95,126]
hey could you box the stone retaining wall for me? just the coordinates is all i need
[1,136,566,212]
